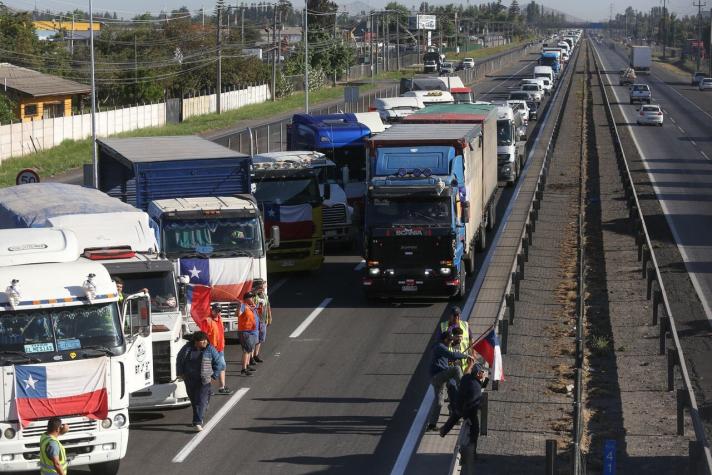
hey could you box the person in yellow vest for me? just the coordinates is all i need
[39,417,69,475]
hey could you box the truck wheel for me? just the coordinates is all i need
[464,248,475,276]
[451,266,466,300]
[477,223,487,252]
[90,460,120,475]
[486,202,496,231]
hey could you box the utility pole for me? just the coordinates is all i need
[134,34,138,83]
[71,14,75,56]
[375,13,379,76]
[370,12,374,82]
[89,0,98,188]
[216,4,222,114]
[304,3,309,113]
[396,16,400,70]
[272,3,277,101]
[694,1,706,71]
[241,4,245,46]
[662,0,667,58]
[333,11,338,84]
[455,12,458,53]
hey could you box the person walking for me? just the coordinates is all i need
[39,417,69,475]
[252,279,271,364]
[176,331,225,431]
[439,360,486,461]
[237,291,259,376]
[426,330,473,431]
[201,303,231,394]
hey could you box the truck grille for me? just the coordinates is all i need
[153,341,172,384]
[22,419,97,438]
[212,301,240,318]
[323,204,347,227]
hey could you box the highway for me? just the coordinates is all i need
[592,41,712,322]
[54,50,552,475]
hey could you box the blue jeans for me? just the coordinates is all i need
[184,377,212,425]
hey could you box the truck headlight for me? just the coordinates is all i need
[503,165,512,173]
[101,418,112,429]
[4,427,16,439]
[368,267,380,276]
[440,268,452,275]
[113,414,127,428]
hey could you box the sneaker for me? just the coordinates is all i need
[247,366,257,372]
[194,424,203,432]
[241,369,252,376]
[218,386,233,394]
[254,356,264,363]
[250,358,257,366]
[426,423,437,432]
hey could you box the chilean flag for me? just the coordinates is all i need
[472,325,504,381]
[264,203,314,241]
[180,257,255,303]
[186,284,212,328]
[14,358,109,427]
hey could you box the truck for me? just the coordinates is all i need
[495,105,527,184]
[373,97,425,123]
[0,228,151,474]
[95,136,271,337]
[0,182,187,410]
[533,65,554,85]
[252,153,325,273]
[629,46,652,74]
[288,112,387,228]
[539,51,561,75]
[363,122,498,298]
[451,87,475,104]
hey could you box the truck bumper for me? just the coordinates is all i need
[130,381,190,409]
[498,162,516,183]
[362,274,460,298]
[323,225,354,244]
[0,413,128,471]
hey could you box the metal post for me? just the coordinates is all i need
[694,1,706,71]
[677,389,687,436]
[479,392,488,435]
[396,18,401,70]
[545,439,557,475]
[216,5,222,114]
[272,4,277,101]
[304,3,309,113]
[241,5,245,47]
[89,0,98,188]
[667,348,676,391]
[499,319,508,354]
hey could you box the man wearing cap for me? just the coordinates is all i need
[440,306,473,372]
[201,304,231,394]
[426,330,473,431]
[237,291,259,376]
[252,279,271,364]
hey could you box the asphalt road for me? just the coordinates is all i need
[592,41,712,322]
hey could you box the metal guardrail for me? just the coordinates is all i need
[449,40,583,475]
[591,40,712,475]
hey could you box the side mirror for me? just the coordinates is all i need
[461,201,470,224]
[269,225,280,249]
[341,165,350,186]
[324,184,331,200]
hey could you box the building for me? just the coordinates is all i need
[34,20,101,42]
[0,63,90,121]
[259,26,302,46]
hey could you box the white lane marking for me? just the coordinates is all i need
[690,140,697,147]
[289,298,333,338]
[354,260,366,272]
[593,43,712,322]
[389,52,565,475]
[172,387,250,463]
[677,126,686,134]
[268,278,288,295]
[651,72,712,121]
[701,151,710,160]
[669,116,676,124]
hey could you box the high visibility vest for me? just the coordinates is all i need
[441,320,471,371]
[39,433,67,475]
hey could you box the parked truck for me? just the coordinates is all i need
[539,51,561,75]
[0,227,151,475]
[0,182,187,409]
[94,136,271,337]
[363,122,498,298]
[630,46,652,74]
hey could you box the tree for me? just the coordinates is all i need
[0,93,16,124]
[508,0,520,19]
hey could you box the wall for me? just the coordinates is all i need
[182,84,270,120]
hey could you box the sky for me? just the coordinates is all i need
[4,0,702,23]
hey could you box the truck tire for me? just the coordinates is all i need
[89,460,120,475]
[451,266,466,300]
[477,222,487,252]
[486,202,496,231]
[464,246,475,276]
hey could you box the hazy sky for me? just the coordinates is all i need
[5,0,702,23]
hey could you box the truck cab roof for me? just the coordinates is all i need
[149,196,259,216]
[253,151,335,169]
[98,136,248,164]
[290,113,377,147]
[369,123,482,146]
[0,228,79,267]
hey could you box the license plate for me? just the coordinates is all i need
[401,285,418,292]
[280,260,295,267]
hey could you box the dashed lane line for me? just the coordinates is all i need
[289,297,333,338]
[354,260,366,272]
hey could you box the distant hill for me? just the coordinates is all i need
[541,5,585,24]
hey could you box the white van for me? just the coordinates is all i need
[533,65,554,85]
[373,97,424,123]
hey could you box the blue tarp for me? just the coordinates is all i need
[0,183,137,229]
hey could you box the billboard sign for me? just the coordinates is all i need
[408,14,436,31]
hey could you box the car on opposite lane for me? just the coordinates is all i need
[691,71,706,86]
[636,104,664,126]
[699,78,712,91]
[461,58,475,69]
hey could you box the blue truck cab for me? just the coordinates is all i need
[539,52,561,75]
[364,123,494,299]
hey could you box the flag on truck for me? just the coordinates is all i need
[472,325,504,381]
[179,257,255,303]
[14,357,109,427]
[264,203,314,240]
[186,284,212,328]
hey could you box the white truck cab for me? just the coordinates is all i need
[401,90,455,106]
[496,106,526,185]
[0,228,151,475]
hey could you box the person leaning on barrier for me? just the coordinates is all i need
[439,360,487,461]
[426,330,474,432]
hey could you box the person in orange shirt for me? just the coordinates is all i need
[237,291,259,377]
[201,304,231,394]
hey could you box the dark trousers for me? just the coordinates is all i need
[184,377,212,425]
[441,407,480,454]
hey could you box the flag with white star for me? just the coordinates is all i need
[179,257,256,303]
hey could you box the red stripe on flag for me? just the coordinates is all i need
[210,280,253,303]
[473,340,495,368]
[265,220,314,241]
[16,389,108,427]
[190,285,212,328]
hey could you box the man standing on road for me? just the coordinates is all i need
[176,331,224,431]
[426,331,473,431]
[439,360,487,461]
[440,306,474,373]
[201,304,231,394]
[252,279,271,364]
[39,417,69,475]
[237,291,259,376]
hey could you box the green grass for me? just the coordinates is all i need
[0,84,371,187]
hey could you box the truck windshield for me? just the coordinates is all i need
[253,177,321,205]
[321,146,367,182]
[115,271,178,313]
[540,57,557,67]
[497,120,514,146]
[367,197,451,226]
[452,92,473,103]
[315,165,338,185]
[163,217,263,258]
[0,303,124,360]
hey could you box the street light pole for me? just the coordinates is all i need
[89,0,98,188]
[304,2,309,113]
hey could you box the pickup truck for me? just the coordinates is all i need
[629,84,652,104]
[619,68,636,86]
